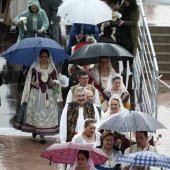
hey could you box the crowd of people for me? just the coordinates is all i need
[9,0,162,170]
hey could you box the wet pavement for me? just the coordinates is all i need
[0,1,170,170]
[0,136,61,170]
[142,0,170,5]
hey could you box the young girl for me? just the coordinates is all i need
[69,150,97,170]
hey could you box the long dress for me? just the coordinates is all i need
[15,61,62,135]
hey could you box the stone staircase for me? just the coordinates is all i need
[149,26,170,80]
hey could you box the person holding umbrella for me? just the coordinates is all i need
[66,23,99,55]
[89,56,116,95]
[121,131,157,170]
[68,150,97,170]
[14,49,62,143]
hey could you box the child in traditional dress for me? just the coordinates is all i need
[68,150,97,170]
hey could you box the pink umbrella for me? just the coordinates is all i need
[40,142,108,165]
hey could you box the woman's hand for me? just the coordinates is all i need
[103,22,110,27]
[118,20,125,26]
[123,166,130,170]
[32,81,39,88]
[34,81,39,87]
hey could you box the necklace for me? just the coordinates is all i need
[84,133,92,140]
[103,147,112,154]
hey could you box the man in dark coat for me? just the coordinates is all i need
[38,0,62,43]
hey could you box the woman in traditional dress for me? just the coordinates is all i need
[89,56,116,111]
[72,119,101,148]
[95,131,122,170]
[15,49,62,143]
[68,150,97,170]
[102,94,127,118]
[89,56,116,95]
[102,73,130,110]
[99,94,128,151]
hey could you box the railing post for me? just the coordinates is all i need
[135,0,159,116]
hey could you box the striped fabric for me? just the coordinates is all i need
[98,111,166,132]
[116,151,170,169]
[40,142,108,165]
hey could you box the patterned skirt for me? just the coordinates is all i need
[14,88,59,135]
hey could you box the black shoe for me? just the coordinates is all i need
[40,139,46,144]
[40,135,46,143]
[32,133,37,138]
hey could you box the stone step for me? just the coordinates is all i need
[153,43,170,53]
[157,61,170,71]
[151,33,170,43]
[156,52,170,61]
[149,26,170,34]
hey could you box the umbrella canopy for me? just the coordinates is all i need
[98,111,166,132]
[116,151,170,169]
[68,43,134,65]
[2,37,69,66]
[40,142,108,165]
[57,0,112,25]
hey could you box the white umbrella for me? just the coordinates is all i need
[57,0,112,25]
[98,111,167,132]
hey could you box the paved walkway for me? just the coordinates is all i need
[0,86,169,170]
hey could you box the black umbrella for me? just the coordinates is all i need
[68,43,134,66]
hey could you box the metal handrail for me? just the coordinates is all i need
[134,0,159,118]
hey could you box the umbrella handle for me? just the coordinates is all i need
[130,132,132,153]
[49,156,52,165]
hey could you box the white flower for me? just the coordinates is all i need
[19,17,27,24]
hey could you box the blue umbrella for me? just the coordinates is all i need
[2,37,69,66]
[116,151,170,169]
